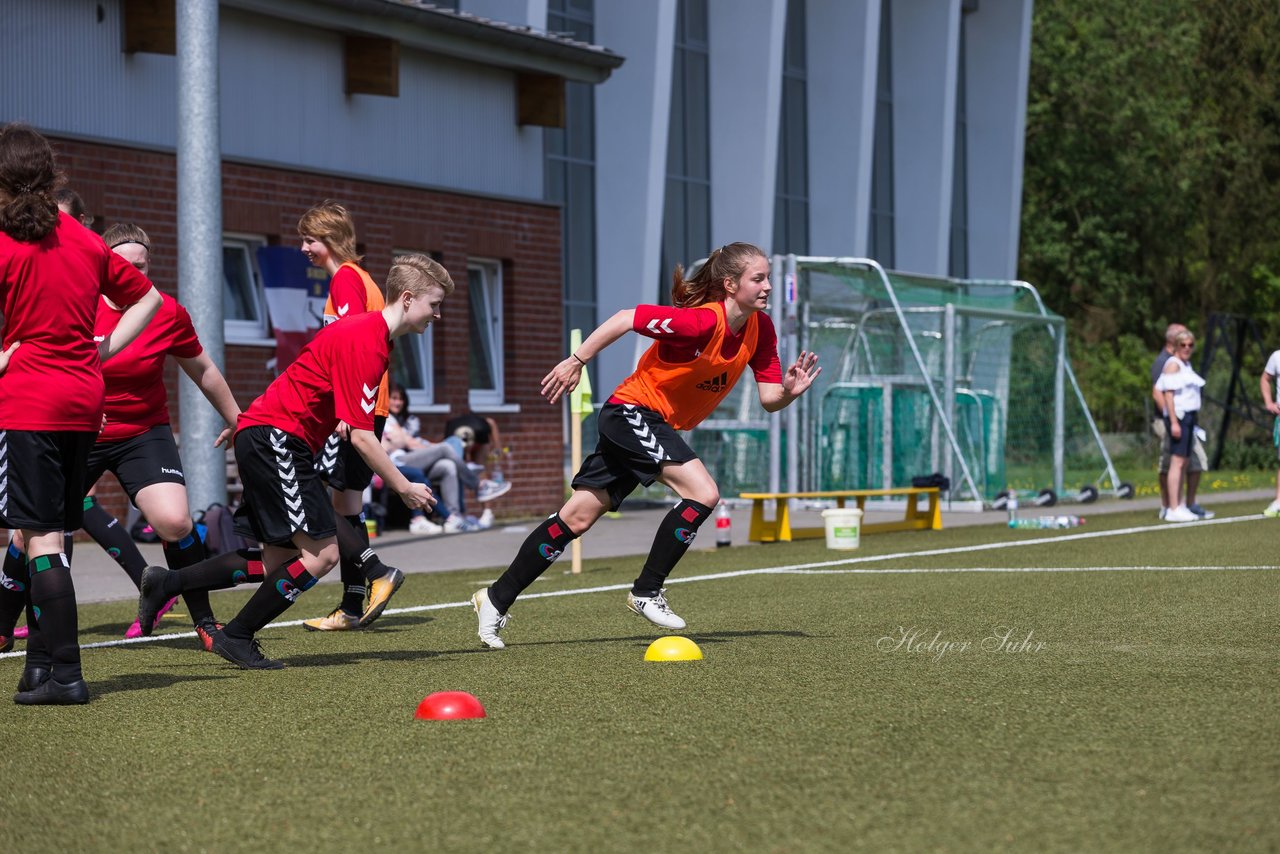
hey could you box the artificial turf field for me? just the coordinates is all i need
[2,501,1277,852]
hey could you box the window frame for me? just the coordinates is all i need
[389,247,443,410]
[223,233,272,345]
[466,258,506,410]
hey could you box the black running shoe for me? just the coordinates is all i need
[14,677,89,705]
[210,630,284,670]
[16,666,50,693]
[137,566,175,637]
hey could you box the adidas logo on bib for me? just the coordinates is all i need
[696,371,730,393]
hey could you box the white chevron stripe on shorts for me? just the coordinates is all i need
[0,430,7,515]
[272,428,308,531]
[623,405,667,463]
[319,432,340,474]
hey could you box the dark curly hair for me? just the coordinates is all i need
[0,124,62,243]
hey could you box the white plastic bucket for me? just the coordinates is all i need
[821,508,863,550]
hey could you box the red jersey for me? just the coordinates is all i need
[323,262,390,417]
[630,303,782,382]
[612,302,782,430]
[0,212,154,431]
[97,292,203,442]
[236,309,392,452]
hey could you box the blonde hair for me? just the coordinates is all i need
[387,253,454,299]
[671,242,767,308]
[102,222,151,251]
[297,200,359,263]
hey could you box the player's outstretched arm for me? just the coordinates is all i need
[757,350,821,412]
[100,286,163,362]
[176,352,242,448]
[350,428,435,511]
[542,308,635,405]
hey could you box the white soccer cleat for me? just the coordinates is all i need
[1164,505,1198,523]
[471,588,510,649]
[1265,501,1280,519]
[626,589,687,630]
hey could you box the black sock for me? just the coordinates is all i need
[631,500,713,596]
[224,557,316,640]
[164,532,215,624]
[81,497,147,588]
[27,553,81,683]
[0,542,28,635]
[489,514,579,613]
[161,548,265,597]
[336,514,369,614]
[335,512,388,584]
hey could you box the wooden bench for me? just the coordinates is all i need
[739,488,942,543]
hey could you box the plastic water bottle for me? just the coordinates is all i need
[1009,515,1085,529]
[1006,493,1019,526]
[715,503,732,547]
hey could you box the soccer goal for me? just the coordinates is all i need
[688,256,1128,506]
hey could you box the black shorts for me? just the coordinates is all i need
[0,429,97,532]
[1164,411,1199,458]
[571,402,697,511]
[85,424,186,501]
[233,425,336,547]
[317,416,386,492]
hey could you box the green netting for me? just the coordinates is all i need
[688,258,1120,503]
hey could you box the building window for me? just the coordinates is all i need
[949,12,970,278]
[390,249,438,404]
[467,259,504,408]
[661,0,711,303]
[223,234,270,342]
[546,0,598,356]
[773,0,809,256]
[868,1,895,267]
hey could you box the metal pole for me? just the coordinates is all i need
[1054,321,1065,495]
[943,302,956,489]
[176,0,227,513]
[768,254,784,495]
[785,253,800,495]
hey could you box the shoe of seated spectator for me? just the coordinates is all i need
[408,516,443,536]
[477,479,512,502]
[444,514,482,534]
[477,508,495,529]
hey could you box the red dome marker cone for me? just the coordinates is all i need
[415,691,487,720]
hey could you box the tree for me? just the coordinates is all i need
[1019,0,1280,431]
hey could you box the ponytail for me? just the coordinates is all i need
[670,242,767,308]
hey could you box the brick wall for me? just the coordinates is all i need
[51,136,566,532]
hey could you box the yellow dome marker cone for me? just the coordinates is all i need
[644,636,703,662]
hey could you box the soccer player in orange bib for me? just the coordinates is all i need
[297,201,404,631]
[471,242,820,648]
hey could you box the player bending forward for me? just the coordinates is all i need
[472,242,819,648]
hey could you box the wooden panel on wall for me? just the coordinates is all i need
[517,73,565,128]
[345,35,400,97]
[121,0,175,55]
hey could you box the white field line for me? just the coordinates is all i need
[2,514,1276,660]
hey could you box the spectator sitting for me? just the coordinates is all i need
[381,386,510,532]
